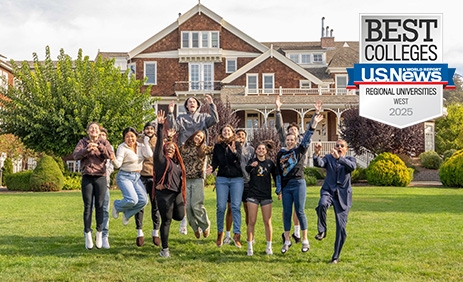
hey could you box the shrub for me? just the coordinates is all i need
[2,157,13,186]
[366,152,411,187]
[30,156,64,191]
[351,167,367,183]
[4,170,32,191]
[419,151,442,169]
[205,173,216,186]
[304,175,317,186]
[304,167,325,180]
[62,175,82,190]
[439,149,463,187]
[443,149,457,161]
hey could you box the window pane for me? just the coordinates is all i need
[145,63,156,84]
[314,54,322,62]
[211,32,219,48]
[190,64,200,90]
[226,59,236,73]
[192,32,199,48]
[289,54,299,63]
[202,32,209,48]
[263,75,273,93]
[301,54,310,64]
[203,64,213,90]
[182,33,189,48]
[247,75,257,93]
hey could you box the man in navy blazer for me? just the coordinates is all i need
[313,140,356,264]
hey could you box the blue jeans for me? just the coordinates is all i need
[114,170,148,219]
[282,178,308,231]
[102,188,110,238]
[215,176,243,234]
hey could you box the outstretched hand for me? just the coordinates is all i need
[275,95,283,111]
[312,114,324,129]
[157,110,166,124]
[168,101,175,113]
[204,94,213,105]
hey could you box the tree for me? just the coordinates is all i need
[435,103,463,154]
[0,46,156,157]
[202,96,240,146]
[340,107,424,157]
[444,74,463,105]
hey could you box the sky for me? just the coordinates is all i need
[1,0,462,74]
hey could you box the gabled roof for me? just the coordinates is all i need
[326,42,358,68]
[221,45,325,85]
[128,3,268,59]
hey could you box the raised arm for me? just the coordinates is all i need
[275,95,286,144]
[204,95,219,128]
[166,100,178,131]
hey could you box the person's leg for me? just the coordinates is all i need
[224,200,232,243]
[124,176,148,219]
[293,179,308,237]
[261,199,273,254]
[242,182,250,226]
[281,185,293,253]
[185,178,198,234]
[332,197,349,262]
[114,171,139,214]
[172,191,185,221]
[93,176,107,232]
[156,190,175,250]
[215,177,229,246]
[143,176,160,245]
[81,175,94,234]
[315,190,333,239]
[246,199,259,243]
[102,186,110,238]
[229,177,244,235]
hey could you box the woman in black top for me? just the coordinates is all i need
[154,110,186,258]
[245,142,276,256]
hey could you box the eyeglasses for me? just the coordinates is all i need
[335,144,345,148]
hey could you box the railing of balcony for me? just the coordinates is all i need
[174,81,222,92]
[244,86,356,96]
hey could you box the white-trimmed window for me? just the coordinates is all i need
[301,54,311,64]
[289,54,299,63]
[226,58,237,73]
[246,74,258,94]
[263,73,274,94]
[300,80,311,89]
[189,63,214,91]
[182,31,220,48]
[144,62,157,85]
[313,53,323,63]
[336,75,348,95]
[0,70,8,90]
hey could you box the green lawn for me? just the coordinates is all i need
[0,186,462,281]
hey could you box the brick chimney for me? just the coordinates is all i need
[320,18,335,49]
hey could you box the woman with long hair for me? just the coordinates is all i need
[73,122,115,250]
[111,127,152,227]
[210,124,243,248]
[245,141,277,256]
[276,114,323,254]
[180,130,213,239]
[154,110,186,258]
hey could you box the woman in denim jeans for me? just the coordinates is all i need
[209,124,243,248]
[111,127,153,228]
[276,114,323,254]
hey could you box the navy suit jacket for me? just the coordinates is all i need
[313,154,356,210]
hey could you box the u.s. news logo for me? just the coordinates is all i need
[347,63,455,89]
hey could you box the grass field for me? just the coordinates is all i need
[0,185,462,281]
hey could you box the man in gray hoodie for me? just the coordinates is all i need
[167,94,219,146]
[167,94,219,234]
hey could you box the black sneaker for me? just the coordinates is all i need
[291,233,301,243]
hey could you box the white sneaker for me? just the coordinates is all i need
[160,248,171,258]
[102,237,110,249]
[95,231,102,249]
[179,217,188,235]
[85,232,93,250]
[223,236,232,244]
[266,247,273,255]
[112,204,119,219]
[122,213,130,226]
[247,249,253,256]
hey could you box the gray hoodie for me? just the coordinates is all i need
[167,97,219,145]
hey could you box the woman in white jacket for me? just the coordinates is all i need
[111,127,153,226]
